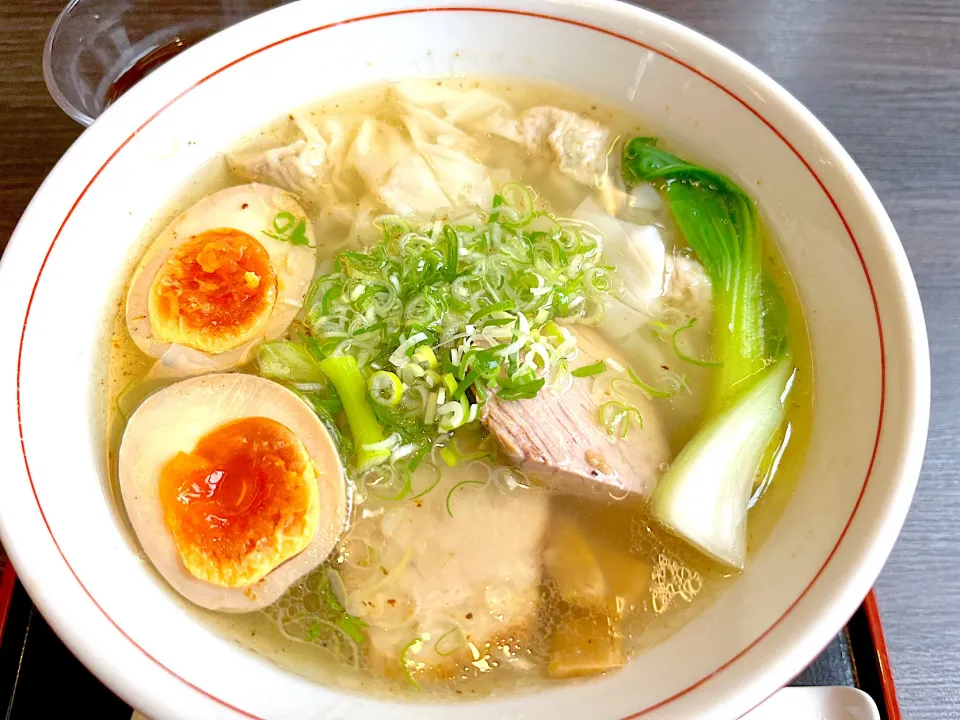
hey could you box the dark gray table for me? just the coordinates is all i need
[1,1,956,718]
[633,3,958,717]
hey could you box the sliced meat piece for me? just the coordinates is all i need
[481,327,671,501]
[337,460,548,682]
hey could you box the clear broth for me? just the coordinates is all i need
[104,77,813,701]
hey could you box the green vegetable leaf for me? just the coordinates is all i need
[497,377,545,401]
[571,360,606,378]
[263,211,312,246]
[760,274,789,361]
[317,570,367,644]
[621,137,778,407]
[336,615,368,644]
[257,340,325,383]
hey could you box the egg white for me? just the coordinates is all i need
[118,373,348,612]
[126,183,317,377]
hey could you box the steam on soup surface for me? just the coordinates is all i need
[106,78,812,699]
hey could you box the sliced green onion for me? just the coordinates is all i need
[598,400,643,439]
[413,345,438,370]
[672,318,723,368]
[410,461,442,500]
[571,360,606,378]
[440,447,458,467]
[442,225,460,281]
[263,211,311,246]
[442,373,458,396]
[437,398,467,431]
[409,444,429,472]
[264,186,616,479]
[317,570,367,643]
[540,320,564,342]
[649,320,671,339]
[361,433,400,453]
[497,377,545,401]
[368,371,403,407]
[400,636,424,691]
[424,392,439,425]
[354,320,385,336]
[469,299,516,324]
[453,369,480,400]
[390,332,428,367]
[400,362,425,384]
[497,182,535,226]
[433,625,465,657]
[372,467,413,502]
[336,615,367,644]
[615,367,686,399]
[445,479,486,517]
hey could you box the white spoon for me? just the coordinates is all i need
[742,686,881,720]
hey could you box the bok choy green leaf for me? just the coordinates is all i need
[622,137,794,569]
[622,137,770,405]
[257,340,325,383]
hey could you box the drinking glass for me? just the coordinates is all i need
[43,0,284,126]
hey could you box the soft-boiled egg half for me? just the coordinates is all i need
[118,373,347,611]
[126,183,317,376]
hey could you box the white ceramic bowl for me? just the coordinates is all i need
[0,1,930,718]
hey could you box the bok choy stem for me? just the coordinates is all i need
[622,137,794,569]
[649,357,794,568]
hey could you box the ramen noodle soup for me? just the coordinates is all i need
[106,78,812,699]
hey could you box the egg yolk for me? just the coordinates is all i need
[149,228,278,354]
[159,417,319,588]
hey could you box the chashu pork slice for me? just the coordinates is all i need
[337,460,548,681]
[482,326,671,501]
